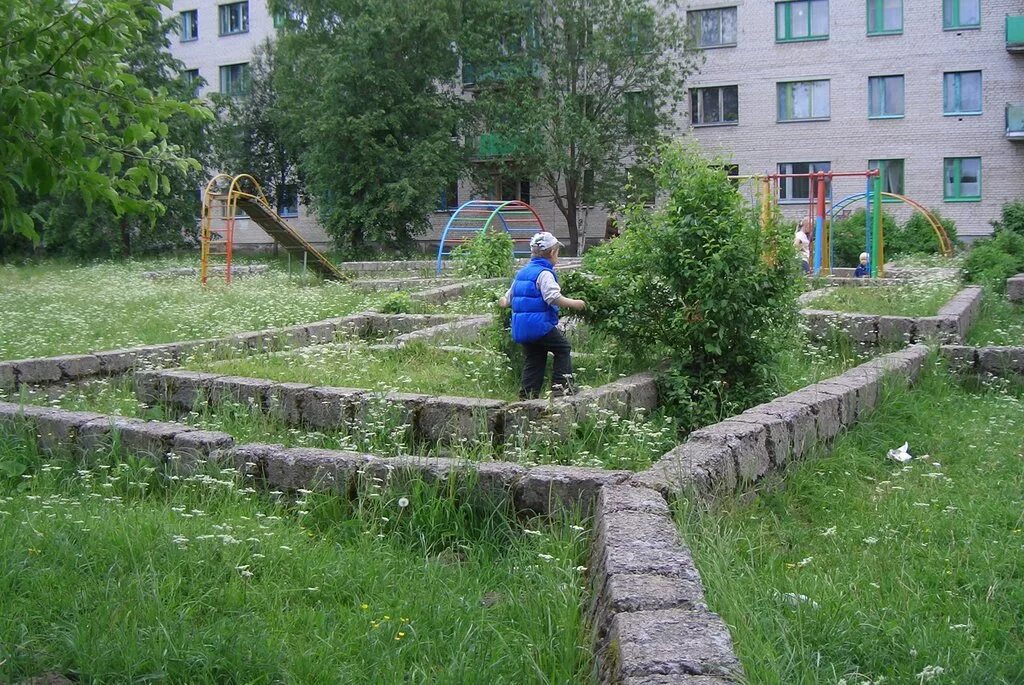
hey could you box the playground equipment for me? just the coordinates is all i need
[729,170,953,278]
[200,174,345,285]
[435,200,546,275]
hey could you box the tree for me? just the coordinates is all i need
[464,0,697,255]
[210,40,300,217]
[0,0,211,242]
[272,0,469,251]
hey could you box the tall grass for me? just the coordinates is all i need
[966,291,1024,346]
[676,362,1024,684]
[0,429,591,684]
[811,281,959,317]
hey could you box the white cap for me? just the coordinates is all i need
[860,252,870,261]
[530,232,563,250]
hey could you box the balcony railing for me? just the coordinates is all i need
[1007,104,1024,140]
[1007,15,1024,52]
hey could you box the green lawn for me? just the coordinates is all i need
[966,292,1024,346]
[0,431,590,684]
[677,364,1024,685]
[810,281,959,317]
[0,259,373,360]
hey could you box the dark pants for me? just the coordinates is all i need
[520,328,574,399]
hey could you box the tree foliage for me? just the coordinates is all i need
[886,210,959,258]
[0,0,211,244]
[271,0,468,250]
[464,0,697,255]
[566,143,800,428]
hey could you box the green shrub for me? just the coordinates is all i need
[451,228,514,278]
[573,142,800,428]
[990,199,1024,238]
[963,230,1024,292]
[887,210,959,257]
[829,208,897,267]
[377,291,427,314]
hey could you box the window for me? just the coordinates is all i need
[944,71,982,115]
[944,157,980,200]
[627,167,655,205]
[180,10,198,41]
[219,63,249,96]
[867,0,902,34]
[687,7,738,48]
[625,91,656,132]
[868,75,904,118]
[183,68,201,97]
[943,0,980,29]
[437,180,459,212]
[499,178,530,204]
[777,80,830,121]
[690,85,739,126]
[868,159,905,196]
[775,1,829,41]
[277,185,299,217]
[778,162,831,202]
[218,2,249,35]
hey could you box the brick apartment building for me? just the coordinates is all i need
[167,0,1024,251]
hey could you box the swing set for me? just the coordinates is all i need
[730,169,953,277]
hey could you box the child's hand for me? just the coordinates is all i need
[498,296,510,308]
[572,298,586,311]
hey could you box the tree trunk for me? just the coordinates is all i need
[564,179,580,256]
[120,216,131,257]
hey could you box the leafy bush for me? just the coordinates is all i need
[451,229,515,278]
[829,208,897,267]
[963,230,1024,292]
[572,142,800,428]
[990,199,1024,238]
[377,291,428,314]
[886,210,959,257]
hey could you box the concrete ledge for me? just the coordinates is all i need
[941,345,1024,377]
[800,286,982,346]
[408,279,505,305]
[1007,273,1024,303]
[634,344,929,500]
[142,264,269,280]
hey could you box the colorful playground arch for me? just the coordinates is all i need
[827,192,955,263]
[435,200,545,275]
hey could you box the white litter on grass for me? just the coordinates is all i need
[773,589,820,609]
[887,442,913,463]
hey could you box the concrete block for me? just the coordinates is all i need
[209,376,276,410]
[227,442,281,483]
[373,391,428,429]
[1008,274,1024,303]
[877,316,916,346]
[417,396,505,444]
[915,316,959,343]
[840,314,879,345]
[263,446,370,494]
[625,373,660,413]
[266,382,312,425]
[301,386,367,430]
[633,441,737,498]
[362,455,465,491]
[799,310,834,341]
[835,367,883,417]
[783,387,843,443]
[133,369,167,406]
[600,573,708,616]
[51,354,101,381]
[305,321,337,344]
[473,460,528,502]
[77,416,145,455]
[34,409,105,453]
[805,381,857,426]
[503,399,554,439]
[688,420,771,484]
[132,344,180,367]
[978,346,1024,375]
[748,400,817,460]
[609,609,744,679]
[119,421,194,462]
[622,676,740,685]
[727,412,793,467]
[598,485,671,516]
[169,430,235,472]
[94,349,138,375]
[162,370,222,411]
[515,465,629,516]
[11,358,63,385]
[940,345,977,374]
[592,509,699,580]
[0,401,47,433]
[0,363,16,391]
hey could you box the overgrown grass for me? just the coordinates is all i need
[810,280,959,317]
[677,363,1024,685]
[966,291,1024,346]
[0,258,373,360]
[0,430,591,684]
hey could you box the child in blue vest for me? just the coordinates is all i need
[854,252,870,278]
[498,232,586,399]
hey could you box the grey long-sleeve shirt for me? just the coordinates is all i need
[503,270,562,305]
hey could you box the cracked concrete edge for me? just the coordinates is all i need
[941,344,1024,377]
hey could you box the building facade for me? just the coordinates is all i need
[167,0,1024,252]
[683,0,1024,241]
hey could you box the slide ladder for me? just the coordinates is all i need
[200,174,345,284]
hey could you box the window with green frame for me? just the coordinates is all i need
[943,71,982,115]
[868,75,904,118]
[943,0,980,29]
[776,1,829,42]
[219,63,249,96]
[943,157,980,201]
[868,159,904,198]
[867,0,902,34]
[777,80,830,121]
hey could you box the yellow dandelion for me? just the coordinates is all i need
[360,603,369,610]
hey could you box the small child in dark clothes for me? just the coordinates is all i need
[498,232,587,399]
[854,252,870,278]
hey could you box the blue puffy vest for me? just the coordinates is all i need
[510,258,559,343]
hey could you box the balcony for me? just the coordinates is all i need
[462,60,540,89]
[1007,104,1024,140]
[1007,15,1024,52]
[472,133,519,159]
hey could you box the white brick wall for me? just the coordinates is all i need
[684,0,1024,238]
